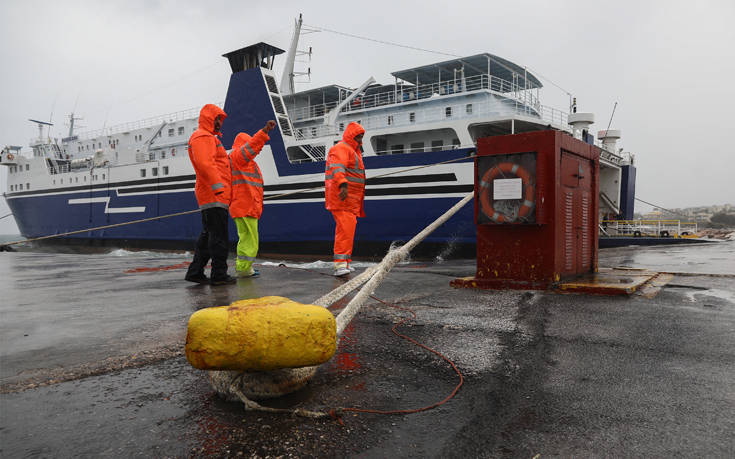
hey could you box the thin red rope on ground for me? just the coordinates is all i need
[277,263,465,417]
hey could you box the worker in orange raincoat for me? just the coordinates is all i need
[325,122,366,276]
[228,120,276,277]
[184,103,236,286]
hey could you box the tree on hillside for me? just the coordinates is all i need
[710,212,735,226]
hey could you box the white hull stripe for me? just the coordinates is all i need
[67,197,145,214]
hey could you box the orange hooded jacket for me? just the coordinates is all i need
[188,104,231,209]
[325,122,366,217]
[228,130,270,219]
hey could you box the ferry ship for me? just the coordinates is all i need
[1,16,636,256]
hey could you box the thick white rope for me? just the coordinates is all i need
[313,264,381,307]
[334,192,473,336]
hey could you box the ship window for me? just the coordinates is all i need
[410,142,424,153]
[387,115,393,126]
[339,123,344,132]
[445,107,452,118]
[409,112,415,123]
[161,151,167,159]
[19,184,22,190]
[466,103,473,114]
[311,127,317,137]
[391,144,404,154]
[168,129,174,137]
[452,138,460,146]
[152,167,158,176]
[140,169,146,178]
[27,183,30,189]
[102,174,105,180]
[178,127,184,135]
[53,180,55,185]
[75,177,78,183]
[375,138,387,154]
[163,166,169,175]
[431,140,444,152]
[26,164,30,171]
[84,176,86,182]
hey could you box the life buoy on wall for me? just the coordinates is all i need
[6,153,14,161]
[479,162,535,223]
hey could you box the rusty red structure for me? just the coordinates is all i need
[452,130,600,290]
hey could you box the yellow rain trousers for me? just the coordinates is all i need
[234,216,258,273]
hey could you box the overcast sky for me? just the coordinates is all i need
[1,0,734,234]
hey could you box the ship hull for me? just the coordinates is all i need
[6,185,476,257]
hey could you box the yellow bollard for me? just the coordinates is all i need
[185,296,336,371]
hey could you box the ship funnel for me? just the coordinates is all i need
[567,112,594,140]
[597,129,622,154]
[222,42,285,74]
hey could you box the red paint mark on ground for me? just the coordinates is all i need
[334,352,361,371]
[124,261,190,273]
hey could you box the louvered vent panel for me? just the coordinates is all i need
[581,193,590,269]
[265,75,279,94]
[564,191,574,271]
[277,116,292,136]
[271,96,286,115]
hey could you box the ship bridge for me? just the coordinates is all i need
[391,53,542,90]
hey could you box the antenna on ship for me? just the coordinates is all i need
[67,113,83,138]
[280,14,317,95]
[28,119,53,143]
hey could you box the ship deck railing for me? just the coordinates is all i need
[286,141,477,164]
[601,219,699,237]
[75,105,214,141]
[287,73,542,123]
[293,98,568,142]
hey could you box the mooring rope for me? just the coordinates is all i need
[1,151,475,247]
[332,193,473,336]
[214,193,474,419]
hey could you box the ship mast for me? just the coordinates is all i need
[280,14,303,96]
[68,113,83,138]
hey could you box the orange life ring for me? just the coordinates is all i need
[6,153,14,161]
[479,162,535,223]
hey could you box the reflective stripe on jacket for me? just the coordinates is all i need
[188,104,231,209]
[325,122,366,217]
[229,130,270,219]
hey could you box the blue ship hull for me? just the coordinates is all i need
[6,187,476,255]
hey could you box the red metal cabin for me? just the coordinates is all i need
[452,130,600,290]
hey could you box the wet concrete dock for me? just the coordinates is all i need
[1,243,735,457]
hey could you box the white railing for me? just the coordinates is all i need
[287,101,341,122]
[75,102,224,140]
[350,98,567,133]
[287,73,541,123]
[601,220,698,237]
[294,124,339,141]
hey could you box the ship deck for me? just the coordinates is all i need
[1,242,734,456]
